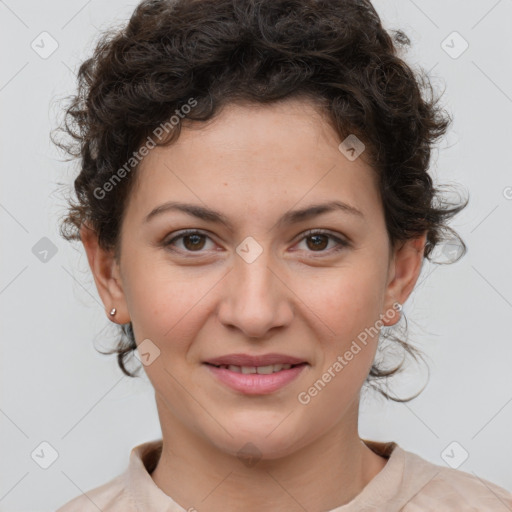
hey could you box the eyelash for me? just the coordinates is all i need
[163,228,349,256]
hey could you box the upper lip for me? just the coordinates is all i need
[204,353,308,367]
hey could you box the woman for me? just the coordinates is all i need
[54,0,512,510]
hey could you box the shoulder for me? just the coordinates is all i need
[55,473,134,512]
[399,447,512,511]
[55,439,165,511]
[56,439,168,511]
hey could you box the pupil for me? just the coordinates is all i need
[308,234,327,251]
[184,234,205,250]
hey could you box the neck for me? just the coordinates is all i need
[150,393,388,512]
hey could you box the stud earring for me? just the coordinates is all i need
[109,307,117,316]
[395,302,403,313]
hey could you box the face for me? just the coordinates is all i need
[83,98,425,461]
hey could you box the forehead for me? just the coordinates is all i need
[124,98,380,227]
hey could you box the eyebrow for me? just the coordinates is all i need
[143,200,364,228]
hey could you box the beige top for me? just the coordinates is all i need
[56,438,512,511]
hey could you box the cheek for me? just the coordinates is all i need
[121,253,206,347]
[295,259,386,340]
[292,266,385,430]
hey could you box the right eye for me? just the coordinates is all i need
[164,230,217,253]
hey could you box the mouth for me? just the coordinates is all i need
[204,362,307,374]
[203,362,309,395]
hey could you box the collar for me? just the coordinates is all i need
[124,438,411,511]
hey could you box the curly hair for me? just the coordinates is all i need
[52,0,468,402]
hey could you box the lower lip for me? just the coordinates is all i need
[204,363,308,395]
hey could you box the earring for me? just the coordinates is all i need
[109,307,117,316]
[395,302,403,313]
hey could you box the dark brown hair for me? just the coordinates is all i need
[52,0,468,401]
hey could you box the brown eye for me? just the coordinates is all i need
[164,230,215,253]
[306,234,329,251]
[295,229,349,255]
[182,233,206,251]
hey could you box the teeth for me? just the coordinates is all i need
[218,363,294,374]
[256,365,274,374]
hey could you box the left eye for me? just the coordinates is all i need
[164,229,348,254]
[295,230,348,253]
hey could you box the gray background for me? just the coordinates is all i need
[1,0,511,510]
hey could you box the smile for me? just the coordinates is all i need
[204,362,308,395]
[208,363,301,374]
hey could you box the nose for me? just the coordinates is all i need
[217,248,294,339]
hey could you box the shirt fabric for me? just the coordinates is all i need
[56,438,512,511]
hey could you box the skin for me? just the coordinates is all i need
[81,98,426,511]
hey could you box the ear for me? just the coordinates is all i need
[382,232,427,326]
[79,222,130,324]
